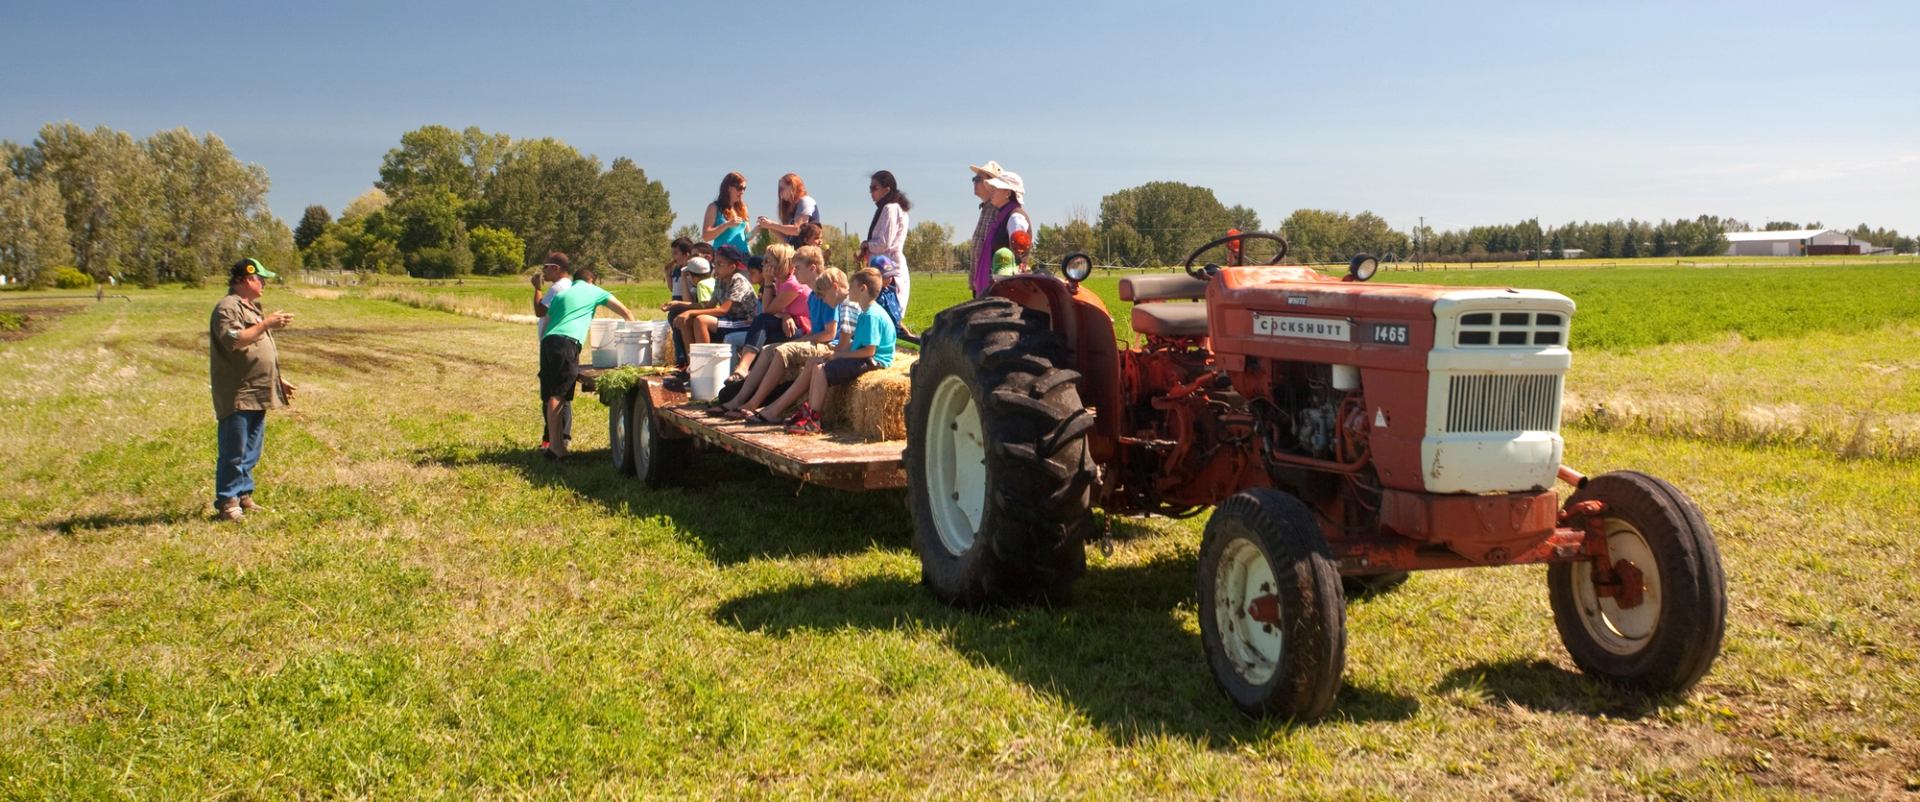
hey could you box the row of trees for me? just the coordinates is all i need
[297,126,673,278]
[2,123,295,287]
[1405,216,1735,261]
[10,122,1913,288]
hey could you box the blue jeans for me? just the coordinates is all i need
[215,410,266,505]
[668,308,688,367]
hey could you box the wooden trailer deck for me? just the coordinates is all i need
[597,371,906,492]
[654,399,907,491]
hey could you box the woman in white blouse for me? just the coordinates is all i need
[858,170,911,314]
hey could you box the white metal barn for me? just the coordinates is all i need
[1723,229,1874,256]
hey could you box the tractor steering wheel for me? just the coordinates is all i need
[1183,232,1288,280]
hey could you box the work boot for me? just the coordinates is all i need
[238,495,266,512]
[215,499,244,523]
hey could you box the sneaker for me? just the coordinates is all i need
[238,495,266,512]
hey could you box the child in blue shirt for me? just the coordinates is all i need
[758,268,894,434]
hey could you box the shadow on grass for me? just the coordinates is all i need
[1433,659,1659,719]
[713,553,1421,746]
[43,509,203,534]
[416,441,913,566]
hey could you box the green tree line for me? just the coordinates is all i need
[297,125,673,279]
[2,123,293,287]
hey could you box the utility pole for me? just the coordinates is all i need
[1417,216,1425,271]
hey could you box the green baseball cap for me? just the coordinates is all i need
[230,258,278,281]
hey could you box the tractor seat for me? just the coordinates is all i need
[1131,302,1210,338]
[1118,273,1210,302]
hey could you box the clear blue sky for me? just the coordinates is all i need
[5,0,1916,238]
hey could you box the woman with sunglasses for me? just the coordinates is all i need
[858,170,912,316]
[704,172,752,255]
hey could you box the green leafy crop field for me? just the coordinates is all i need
[2,262,1916,798]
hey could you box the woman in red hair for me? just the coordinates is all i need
[755,173,821,247]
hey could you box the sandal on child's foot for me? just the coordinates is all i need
[723,408,754,420]
[784,416,822,435]
[745,410,781,425]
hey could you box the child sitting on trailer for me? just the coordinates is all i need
[728,243,812,380]
[714,248,834,418]
[758,268,895,434]
[722,257,857,421]
[664,246,755,391]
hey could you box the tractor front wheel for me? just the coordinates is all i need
[906,297,1097,607]
[1197,489,1346,719]
[1548,471,1726,693]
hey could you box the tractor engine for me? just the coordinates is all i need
[1204,268,1577,561]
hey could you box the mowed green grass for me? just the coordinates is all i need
[0,266,1916,798]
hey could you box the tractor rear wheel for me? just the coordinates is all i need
[906,297,1097,606]
[608,391,635,475]
[1548,471,1726,693]
[1197,489,1346,719]
[631,388,688,488]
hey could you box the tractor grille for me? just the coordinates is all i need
[1444,374,1562,433]
[1455,311,1566,347]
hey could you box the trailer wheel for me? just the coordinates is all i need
[1198,489,1346,719]
[1549,471,1726,693]
[608,391,635,475]
[906,297,1096,606]
[631,389,688,488]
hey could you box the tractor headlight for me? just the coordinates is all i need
[1349,254,1379,282]
[1061,252,1093,283]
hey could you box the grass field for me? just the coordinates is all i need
[2,261,1917,798]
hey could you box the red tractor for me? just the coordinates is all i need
[904,233,1727,719]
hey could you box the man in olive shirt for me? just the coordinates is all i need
[209,258,296,521]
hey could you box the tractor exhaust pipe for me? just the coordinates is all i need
[1557,465,1589,489]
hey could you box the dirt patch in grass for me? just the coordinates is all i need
[0,304,82,342]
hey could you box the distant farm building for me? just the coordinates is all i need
[1723,229,1886,256]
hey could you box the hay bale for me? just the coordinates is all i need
[822,353,915,441]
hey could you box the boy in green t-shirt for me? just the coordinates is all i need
[539,265,634,459]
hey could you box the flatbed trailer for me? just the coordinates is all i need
[591,371,907,491]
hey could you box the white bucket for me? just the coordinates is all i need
[588,319,617,349]
[649,320,672,365]
[590,346,617,369]
[687,343,733,401]
[631,330,654,366]
[616,329,648,366]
